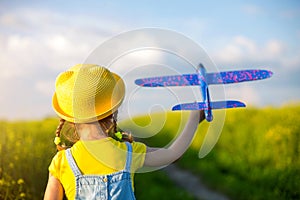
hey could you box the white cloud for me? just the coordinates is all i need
[213,36,253,63]
[0,3,299,119]
[215,36,256,63]
[35,80,55,97]
[0,34,35,78]
[235,36,257,54]
[0,6,127,70]
[224,85,261,106]
[262,40,285,59]
[212,35,291,69]
[46,35,69,53]
[0,7,127,119]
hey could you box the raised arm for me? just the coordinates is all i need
[143,110,205,167]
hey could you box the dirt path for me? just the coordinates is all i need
[163,164,229,200]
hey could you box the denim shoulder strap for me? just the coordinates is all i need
[65,148,82,177]
[124,142,132,172]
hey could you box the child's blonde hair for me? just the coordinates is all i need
[55,114,133,151]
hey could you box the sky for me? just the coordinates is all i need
[0,0,300,120]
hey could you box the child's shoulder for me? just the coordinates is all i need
[48,149,68,177]
[52,149,67,163]
[131,141,147,153]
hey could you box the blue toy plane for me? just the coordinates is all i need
[135,64,273,122]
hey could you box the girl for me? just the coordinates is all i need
[44,64,204,200]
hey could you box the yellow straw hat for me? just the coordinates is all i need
[52,64,125,123]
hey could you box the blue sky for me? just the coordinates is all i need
[0,0,299,120]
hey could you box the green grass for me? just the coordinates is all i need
[131,106,300,200]
[0,118,58,199]
[135,171,195,200]
[1,105,299,199]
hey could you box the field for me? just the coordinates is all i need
[185,107,300,200]
[0,105,299,199]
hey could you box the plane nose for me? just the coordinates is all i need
[268,70,274,77]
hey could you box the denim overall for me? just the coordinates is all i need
[65,142,136,200]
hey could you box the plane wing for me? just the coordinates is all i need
[172,100,246,110]
[206,69,273,85]
[134,74,198,87]
[135,69,273,87]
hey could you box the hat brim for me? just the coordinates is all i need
[52,73,125,123]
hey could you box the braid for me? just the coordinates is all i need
[54,118,80,151]
[119,131,134,143]
[56,118,65,136]
[54,118,66,151]
[98,114,134,143]
[98,115,116,138]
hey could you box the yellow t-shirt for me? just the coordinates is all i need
[48,137,146,199]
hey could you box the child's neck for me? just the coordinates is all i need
[76,122,107,141]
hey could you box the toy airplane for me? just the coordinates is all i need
[135,64,273,122]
